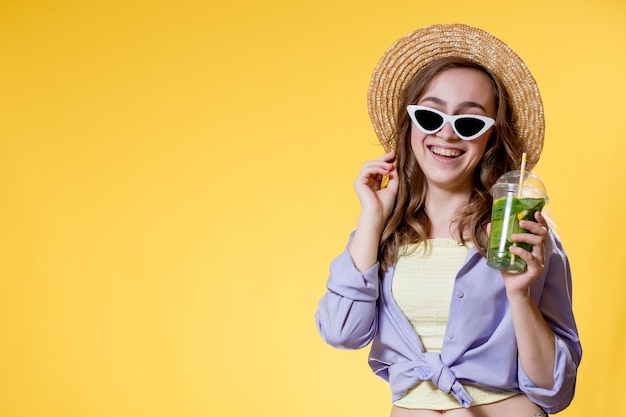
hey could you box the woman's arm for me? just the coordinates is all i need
[503,211,556,388]
[315,239,381,349]
[506,214,582,413]
[316,151,399,348]
[507,290,557,388]
[349,151,398,272]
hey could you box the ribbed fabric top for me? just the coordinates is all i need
[391,239,516,409]
[392,239,468,352]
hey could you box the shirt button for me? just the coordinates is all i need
[447,332,455,339]
[456,291,464,298]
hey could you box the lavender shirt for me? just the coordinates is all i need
[315,230,582,414]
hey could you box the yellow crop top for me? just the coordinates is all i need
[391,238,516,409]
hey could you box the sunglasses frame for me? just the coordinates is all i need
[406,105,496,141]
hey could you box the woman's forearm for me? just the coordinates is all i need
[508,291,556,389]
[349,213,384,273]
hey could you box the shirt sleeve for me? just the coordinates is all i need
[518,230,583,414]
[315,236,381,350]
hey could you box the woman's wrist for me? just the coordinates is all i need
[505,286,532,302]
[349,213,385,273]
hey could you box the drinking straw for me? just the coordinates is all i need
[510,152,527,268]
[517,152,527,198]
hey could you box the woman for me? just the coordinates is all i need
[315,24,581,417]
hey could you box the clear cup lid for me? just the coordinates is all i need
[491,171,548,201]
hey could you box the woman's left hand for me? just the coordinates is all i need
[501,211,549,297]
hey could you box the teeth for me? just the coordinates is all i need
[431,146,462,157]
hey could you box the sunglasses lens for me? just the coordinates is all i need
[415,109,444,131]
[455,117,486,138]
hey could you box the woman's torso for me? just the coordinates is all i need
[392,241,518,410]
[389,241,544,416]
[390,394,543,417]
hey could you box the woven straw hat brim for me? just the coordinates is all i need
[368,23,544,169]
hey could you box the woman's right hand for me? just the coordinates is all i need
[349,151,398,272]
[353,151,399,226]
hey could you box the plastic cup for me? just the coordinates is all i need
[486,171,548,274]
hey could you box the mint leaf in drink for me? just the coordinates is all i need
[518,198,545,221]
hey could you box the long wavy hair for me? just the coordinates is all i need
[378,57,523,270]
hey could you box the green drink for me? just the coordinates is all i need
[487,195,545,273]
[486,171,548,274]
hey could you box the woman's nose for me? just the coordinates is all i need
[437,121,458,139]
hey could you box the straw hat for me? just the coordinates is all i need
[368,23,544,169]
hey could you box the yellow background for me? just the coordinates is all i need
[0,0,623,416]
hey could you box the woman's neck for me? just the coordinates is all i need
[424,187,472,240]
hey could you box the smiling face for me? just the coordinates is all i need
[410,67,497,194]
